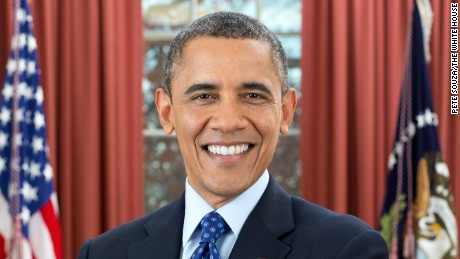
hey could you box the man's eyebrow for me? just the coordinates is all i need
[184,83,217,95]
[242,82,273,96]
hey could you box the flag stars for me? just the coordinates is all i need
[34,112,45,130]
[388,153,397,170]
[32,136,44,153]
[28,36,37,52]
[0,107,11,125]
[29,162,41,179]
[432,113,439,126]
[394,142,403,156]
[407,122,416,138]
[424,109,438,126]
[27,61,36,75]
[22,162,30,174]
[0,132,8,150]
[6,59,16,75]
[18,59,26,73]
[44,164,53,181]
[416,113,426,128]
[2,83,14,100]
[35,88,44,105]
[15,108,24,122]
[18,82,28,97]
[12,33,27,48]
[21,182,38,202]
[23,85,34,100]
[424,109,434,124]
[2,4,58,238]
[16,9,26,23]
[19,33,27,48]
[20,206,31,224]
[416,109,438,128]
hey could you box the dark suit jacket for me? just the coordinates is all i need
[78,175,389,258]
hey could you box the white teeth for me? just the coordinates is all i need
[228,146,235,155]
[207,144,250,156]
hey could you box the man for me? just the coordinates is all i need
[78,12,388,258]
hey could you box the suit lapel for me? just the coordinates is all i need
[127,175,294,258]
[128,194,185,259]
[229,175,294,259]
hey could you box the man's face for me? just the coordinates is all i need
[156,37,296,207]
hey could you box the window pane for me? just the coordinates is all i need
[268,134,301,196]
[196,0,257,18]
[143,0,191,32]
[278,35,301,129]
[143,40,171,129]
[144,136,185,213]
[279,34,301,60]
[288,67,301,129]
[260,0,301,33]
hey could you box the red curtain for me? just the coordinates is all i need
[0,0,145,258]
[301,0,460,237]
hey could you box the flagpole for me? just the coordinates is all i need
[9,0,24,258]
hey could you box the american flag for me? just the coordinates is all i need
[0,0,62,258]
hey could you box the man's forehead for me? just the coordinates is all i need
[169,36,283,95]
[182,36,270,53]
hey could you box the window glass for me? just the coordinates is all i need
[196,0,257,18]
[143,0,191,33]
[260,0,301,33]
[143,40,171,130]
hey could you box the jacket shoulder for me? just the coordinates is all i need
[290,196,374,233]
[285,196,388,258]
[77,197,184,258]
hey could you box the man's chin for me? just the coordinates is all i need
[209,185,247,198]
[204,182,250,204]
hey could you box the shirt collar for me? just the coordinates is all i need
[182,170,269,247]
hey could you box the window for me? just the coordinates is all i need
[142,0,301,213]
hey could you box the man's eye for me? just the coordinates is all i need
[190,93,216,103]
[245,93,261,99]
[195,94,211,99]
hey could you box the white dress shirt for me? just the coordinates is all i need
[180,170,269,259]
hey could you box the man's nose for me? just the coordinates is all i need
[209,97,247,133]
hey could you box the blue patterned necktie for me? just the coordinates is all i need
[191,211,229,259]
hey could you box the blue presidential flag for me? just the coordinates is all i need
[379,2,458,259]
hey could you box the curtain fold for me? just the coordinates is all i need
[0,0,145,257]
[301,0,459,236]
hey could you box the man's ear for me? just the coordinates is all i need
[155,88,175,135]
[280,89,297,135]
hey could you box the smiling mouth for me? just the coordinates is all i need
[205,144,252,156]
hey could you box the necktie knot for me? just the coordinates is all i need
[191,211,229,259]
[200,211,228,243]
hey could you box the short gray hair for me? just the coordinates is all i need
[163,12,288,96]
